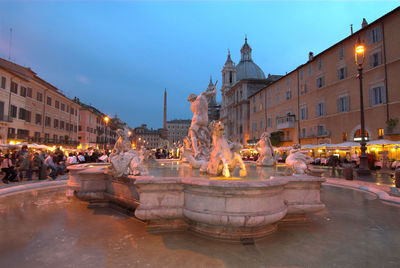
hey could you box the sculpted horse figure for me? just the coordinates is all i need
[183,121,247,177]
[285,144,313,175]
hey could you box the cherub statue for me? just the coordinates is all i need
[255,132,275,166]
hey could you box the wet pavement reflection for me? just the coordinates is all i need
[1,185,400,268]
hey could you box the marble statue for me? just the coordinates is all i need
[285,144,313,175]
[184,121,247,177]
[108,128,142,177]
[187,81,217,160]
[255,131,275,166]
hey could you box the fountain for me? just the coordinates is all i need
[66,86,326,241]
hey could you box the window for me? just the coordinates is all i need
[286,90,291,100]
[370,51,382,67]
[286,77,290,86]
[276,95,280,104]
[317,125,326,136]
[300,106,308,121]
[342,132,348,142]
[317,102,325,117]
[339,46,344,59]
[54,119,59,129]
[300,84,307,95]
[25,110,31,122]
[47,96,52,106]
[338,95,350,112]
[378,128,384,137]
[35,114,42,125]
[338,67,347,80]
[53,135,58,142]
[37,92,43,102]
[276,84,280,91]
[259,103,263,112]
[55,100,59,109]
[267,117,272,128]
[300,69,304,80]
[318,58,323,70]
[308,64,312,75]
[45,133,50,142]
[10,105,17,118]
[66,105,69,113]
[27,87,32,98]
[61,103,65,111]
[368,26,381,44]
[301,128,306,138]
[316,76,324,88]
[10,81,18,93]
[20,86,26,97]
[60,121,65,130]
[1,77,5,89]
[259,91,263,100]
[34,132,40,138]
[45,116,51,127]
[252,122,257,131]
[370,86,385,106]
[18,108,26,120]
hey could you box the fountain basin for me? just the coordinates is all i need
[68,163,325,241]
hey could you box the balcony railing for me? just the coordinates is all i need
[276,115,295,130]
[317,130,331,137]
[0,115,13,123]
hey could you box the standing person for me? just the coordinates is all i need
[32,152,47,180]
[17,145,32,181]
[77,152,85,163]
[44,153,57,180]
[2,153,17,183]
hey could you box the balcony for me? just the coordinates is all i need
[276,115,295,130]
[317,130,331,137]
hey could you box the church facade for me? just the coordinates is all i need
[219,38,281,145]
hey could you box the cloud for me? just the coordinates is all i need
[76,74,89,84]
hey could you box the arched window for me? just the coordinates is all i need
[353,129,369,141]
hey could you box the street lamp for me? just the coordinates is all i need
[355,36,371,176]
[104,116,110,150]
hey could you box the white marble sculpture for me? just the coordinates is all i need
[108,128,142,177]
[256,131,275,166]
[187,82,217,160]
[285,144,313,175]
[184,121,247,177]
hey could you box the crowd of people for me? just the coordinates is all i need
[1,145,110,184]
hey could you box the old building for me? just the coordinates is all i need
[249,7,400,146]
[219,38,281,145]
[74,99,118,149]
[133,124,163,149]
[0,58,79,146]
[166,119,191,145]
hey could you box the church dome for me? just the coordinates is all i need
[235,37,266,81]
[236,61,266,81]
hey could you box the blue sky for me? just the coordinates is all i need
[0,1,398,129]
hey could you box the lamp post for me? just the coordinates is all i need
[104,116,110,150]
[355,36,371,176]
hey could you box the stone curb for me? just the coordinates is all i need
[324,178,400,206]
[0,180,67,197]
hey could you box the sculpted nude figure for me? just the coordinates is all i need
[187,82,217,158]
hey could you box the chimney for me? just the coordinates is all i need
[308,52,314,61]
[350,24,353,35]
[362,18,368,28]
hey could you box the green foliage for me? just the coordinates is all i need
[270,131,283,146]
[386,118,398,129]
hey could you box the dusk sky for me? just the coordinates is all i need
[0,1,398,129]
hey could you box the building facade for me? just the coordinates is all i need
[166,119,191,145]
[249,7,400,146]
[0,58,79,146]
[133,124,163,149]
[219,38,281,145]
